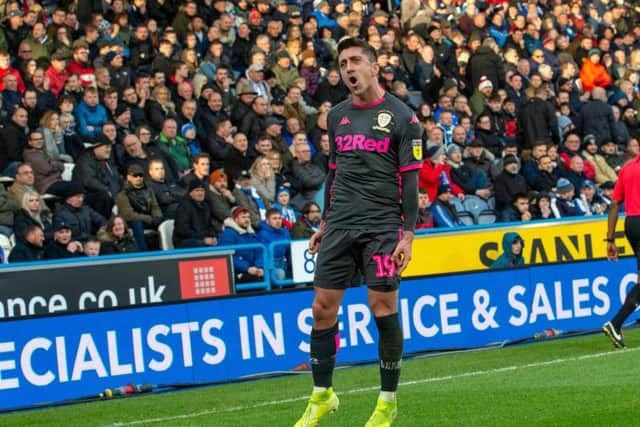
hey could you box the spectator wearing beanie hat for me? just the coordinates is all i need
[470,76,493,117]
[299,49,320,97]
[448,143,491,199]
[272,185,297,230]
[551,177,582,218]
[494,154,528,214]
[432,182,464,228]
[172,178,218,249]
[579,48,612,93]
[419,144,462,202]
[181,122,201,158]
[208,169,237,232]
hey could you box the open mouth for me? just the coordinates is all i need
[348,76,358,86]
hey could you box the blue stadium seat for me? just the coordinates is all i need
[457,211,475,225]
[463,195,491,222]
[451,196,466,213]
[477,209,497,224]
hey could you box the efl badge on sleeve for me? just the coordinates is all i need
[411,139,423,161]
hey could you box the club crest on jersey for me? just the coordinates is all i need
[372,111,393,133]
[411,139,422,160]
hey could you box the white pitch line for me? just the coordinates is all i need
[108,346,639,427]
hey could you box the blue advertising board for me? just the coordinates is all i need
[0,258,637,411]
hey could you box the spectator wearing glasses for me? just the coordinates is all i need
[22,130,68,196]
[66,40,95,88]
[291,201,321,239]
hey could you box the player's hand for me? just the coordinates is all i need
[309,229,323,254]
[392,232,414,275]
[607,241,618,261]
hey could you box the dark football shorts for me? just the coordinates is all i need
[625,216,640,270]
[314,227,401,292]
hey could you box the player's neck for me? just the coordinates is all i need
[352,85,385,107]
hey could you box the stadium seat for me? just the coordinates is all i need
[463,195,491,223]
[451,197,465,213]
[458,211,475,225]
[477,209,497,224]
[158,220,174,250]
[487,196,496,210]
[0,234,13,263]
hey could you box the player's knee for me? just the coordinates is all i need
[369,297,397,317]
[312,299,339,323]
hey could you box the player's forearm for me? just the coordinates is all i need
[606,201,620,241]
[401,170,419,231]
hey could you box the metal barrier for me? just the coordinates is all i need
[267,240,295,288]
[221,243,271,293]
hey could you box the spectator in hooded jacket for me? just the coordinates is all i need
[219,206,265,284]
[490,232,525,269]
[579,48,611,93]
[9,224,45,263]
[257,208,291,281]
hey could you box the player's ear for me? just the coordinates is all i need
[371,61,379,77]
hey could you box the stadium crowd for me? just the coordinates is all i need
[0,0,637,274]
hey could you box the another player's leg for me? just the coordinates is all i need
[604,233,640,348]
[294,287,344,427]
[365,288,401,427]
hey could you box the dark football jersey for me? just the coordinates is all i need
[326,93,423,230]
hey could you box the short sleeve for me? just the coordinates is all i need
[398,113,424,173]
[612,167,625,203]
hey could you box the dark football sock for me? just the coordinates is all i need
[612,284,640,330]
[310,322,339,388]
[375,313,403,392]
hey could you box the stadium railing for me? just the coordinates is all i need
[267,240,294,288]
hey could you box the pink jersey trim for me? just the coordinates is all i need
[398,163,423,173]
[352,92,386,109]
[328,162,337,170]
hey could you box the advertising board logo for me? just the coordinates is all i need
[178,258,231,299]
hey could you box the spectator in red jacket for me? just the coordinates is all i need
[66,40,95,88]
[45,51,70,97]
[419,144,463,202]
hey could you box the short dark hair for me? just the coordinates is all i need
[266,208,281,219]
[23,224,43,240]
[337,37,377,63]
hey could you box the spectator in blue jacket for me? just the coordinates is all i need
[220,206,265,284]
[257,208,291,281]
[432,184,465,228]
[74,87,108,138]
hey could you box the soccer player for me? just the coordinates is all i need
[293,38,422,427]
[603,154,640,349]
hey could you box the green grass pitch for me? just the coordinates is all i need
[2,328,638,427]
